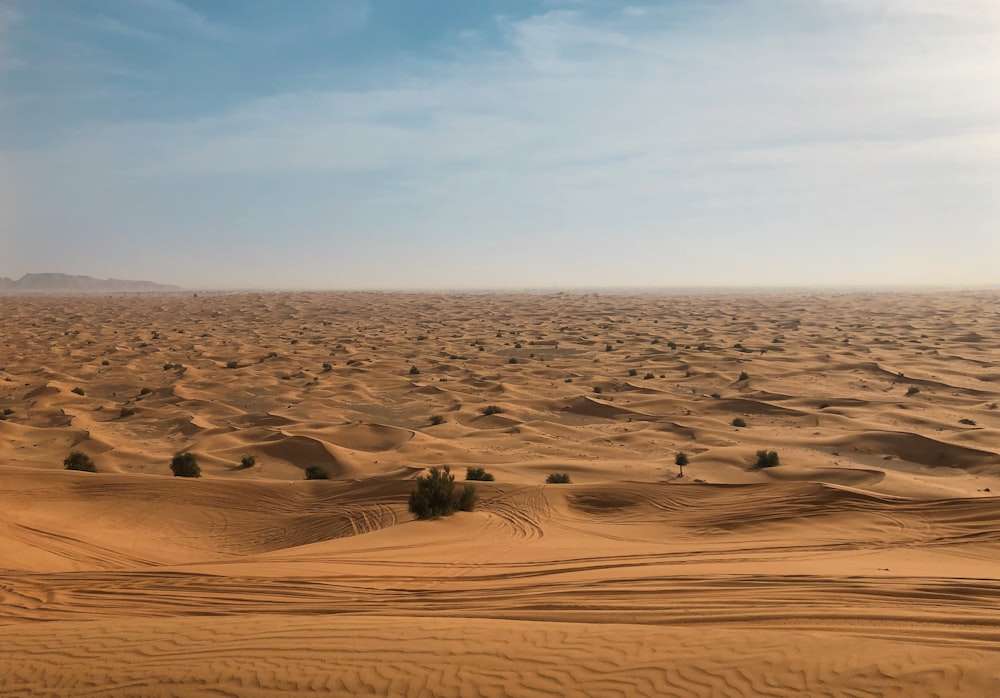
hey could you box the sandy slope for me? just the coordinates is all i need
[1,290,999,696]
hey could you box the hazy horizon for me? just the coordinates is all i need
[2,1,998,290]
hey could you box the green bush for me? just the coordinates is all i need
[305,465,329,480]
[546,473,571,484]
[170,452,201,478]
[456,483,478,512]
[408,466,476,519]
[754,450,780,469]
[64,451,97,473]
[466,467,494,481]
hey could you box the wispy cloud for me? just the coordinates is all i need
[128,0,230,40]
[2,0,998,287]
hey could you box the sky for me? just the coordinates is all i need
[1,0,998,290]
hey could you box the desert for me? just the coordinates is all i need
[1,289,998,696]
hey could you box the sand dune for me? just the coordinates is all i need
[1,290,999,696]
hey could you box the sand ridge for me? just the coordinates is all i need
[1,290,999,696]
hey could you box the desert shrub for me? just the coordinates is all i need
[71,387,85,396]
[119,407,136,418]
[466,467,494,481]
[64,451,96,473]
[754,450,780,469]
[508,357,518,364]
[456,484,478,511]
[226,360,239,369]
[409,365,421,375]
[170,452,201,478]
[628,368,638,377]
[240,455,256,469]
[429,414,445,426]
[140,387,152,396]
[818,402,830,409]
[644,373,655,380]
[732,417,747,428]
[304,465,329,480]
[481,405,503,416]
[101,359,110,366]
[408,466,476,519]
[906,386,920,396]
[738,371,749,381]
[593,386,603,394]
[546,473,571,484]
[322,362,332,372]
[959,418,977,426]
[710,392,721,399]
[675,452,689,467]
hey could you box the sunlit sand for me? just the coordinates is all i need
[2,291,999,696]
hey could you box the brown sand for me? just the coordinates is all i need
[1,290,999,696]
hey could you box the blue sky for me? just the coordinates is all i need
[1,0,998,289]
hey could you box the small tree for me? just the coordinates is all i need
[466,467,494,481]
[674,451,689,477]
[64,451,97,473]
[408,466,476,519]
[170,452,201,478]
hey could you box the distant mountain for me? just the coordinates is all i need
[0,273,181,293]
